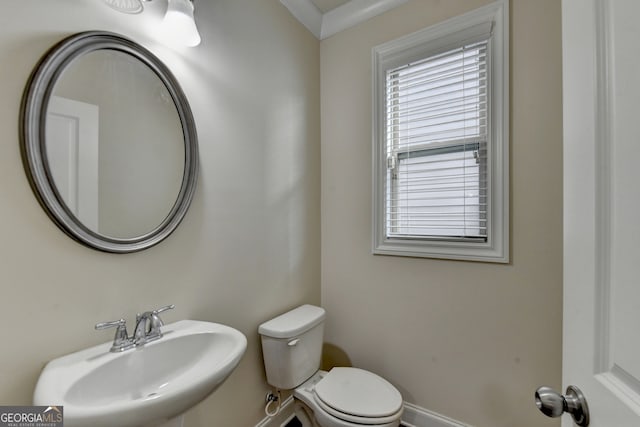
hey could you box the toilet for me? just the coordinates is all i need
[259,305,403,427]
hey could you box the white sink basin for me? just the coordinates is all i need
[33,320,247,427]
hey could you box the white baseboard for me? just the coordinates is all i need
[255,399,471,427]
[402,402,472,427]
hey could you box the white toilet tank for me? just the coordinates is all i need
[259,304,325,390]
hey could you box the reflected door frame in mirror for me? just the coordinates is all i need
[20,31,198,253]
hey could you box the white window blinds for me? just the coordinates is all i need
[385,40,489,241]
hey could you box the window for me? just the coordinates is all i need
[372,0,508,262]
[387,42,488,240]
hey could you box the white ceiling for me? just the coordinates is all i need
[311,0,351,14]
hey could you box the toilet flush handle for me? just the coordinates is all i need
[288,338,300,347]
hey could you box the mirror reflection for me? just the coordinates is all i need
[22,31,198,253]
[46,50,185,239]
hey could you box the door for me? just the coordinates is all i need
[562,0,640,425]
[46,96,99,231]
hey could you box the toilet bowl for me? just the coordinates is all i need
[259,305,403,427]
[295,370,403,427]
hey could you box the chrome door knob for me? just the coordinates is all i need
[535,385,590,426]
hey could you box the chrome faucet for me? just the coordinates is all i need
[95,304,175,352]
[133,304,175,345]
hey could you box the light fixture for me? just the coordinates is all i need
[102,0,144,14]
[103,0,202,47]
[161,0,201,47]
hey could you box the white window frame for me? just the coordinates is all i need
[372,0,509,263]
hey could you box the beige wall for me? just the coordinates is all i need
[320,1,563,426]
[0,0,563,425]
[0,1,319,426]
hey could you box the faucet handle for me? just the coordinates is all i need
[95,319,134,352]
[151,304,175,330]
[95,318,127,331]
[151,304,175,327]
[136,304,174,323]
[153,304,175,315]
[133,304,176,346]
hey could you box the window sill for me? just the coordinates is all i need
[373,237,509,263]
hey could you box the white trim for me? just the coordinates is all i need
[320,0,410,39]
[371,0,509,263]
[280,0,323,39]
[280,0,409,40]
[402,402,473,427]
[254,399,470,427]
[592,0,640,414]
[593,0,612,378]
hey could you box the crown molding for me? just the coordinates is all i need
[280,0,323,39]
[280,0,409,40]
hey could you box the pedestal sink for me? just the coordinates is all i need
[33,320,247,427]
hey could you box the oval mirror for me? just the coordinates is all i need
[20,32,198,253]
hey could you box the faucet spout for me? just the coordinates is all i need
[134,312,155,344]
[134,304,175,345]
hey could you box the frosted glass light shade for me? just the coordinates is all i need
[103,0,143,14]
[163,0,201,47]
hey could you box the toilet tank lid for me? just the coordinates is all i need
[259,304,326,339]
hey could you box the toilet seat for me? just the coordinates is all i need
[312,368,403,425]
[312,393,403,425]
